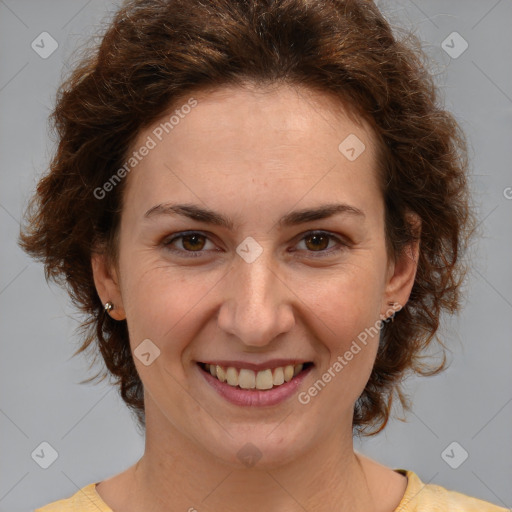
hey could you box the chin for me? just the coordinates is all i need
[198,422,315,470]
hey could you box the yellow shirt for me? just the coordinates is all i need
[34,469,508,511]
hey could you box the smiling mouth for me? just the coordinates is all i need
[198,362,314,391]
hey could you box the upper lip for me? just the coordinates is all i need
[198,359,313,372]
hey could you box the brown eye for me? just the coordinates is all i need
[295,231,347,258]
[163,231,215,257]
[181,233,206,251]
[303,233,330,251]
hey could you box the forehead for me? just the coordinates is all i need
[122,83,381,217]
[151,82,374,151]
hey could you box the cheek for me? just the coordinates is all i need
[120,254,221,354]
[307,264,384,377]
[310,262,384,329]
[292,270,383,412]
[306,282,382,407]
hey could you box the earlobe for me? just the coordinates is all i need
[91,251,126,321]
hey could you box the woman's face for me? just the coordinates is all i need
[93,83,418,468]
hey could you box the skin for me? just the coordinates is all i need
[92,83,420,512]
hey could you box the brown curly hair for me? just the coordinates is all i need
[19,0,476,435]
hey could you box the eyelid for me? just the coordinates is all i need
[162,230,349,258]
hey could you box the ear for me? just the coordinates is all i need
[91,251,126,321]
[381,212,421,319]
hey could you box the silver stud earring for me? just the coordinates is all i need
[104,302,114,314]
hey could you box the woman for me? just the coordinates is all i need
[21,0,506,510]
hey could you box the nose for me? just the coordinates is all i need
[216,252,295,347]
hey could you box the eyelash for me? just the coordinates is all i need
[162,230,348,258]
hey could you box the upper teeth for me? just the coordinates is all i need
[205,363,304,390]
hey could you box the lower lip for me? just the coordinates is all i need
[197,364,313,407]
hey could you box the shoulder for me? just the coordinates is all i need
[34,483,112,512]
[395,469,509,512]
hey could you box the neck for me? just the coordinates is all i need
[126,403,377,512]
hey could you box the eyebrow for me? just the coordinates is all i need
[144,202,365,229]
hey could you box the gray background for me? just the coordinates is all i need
[1,1,511,511]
